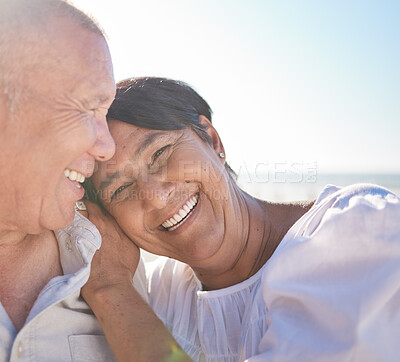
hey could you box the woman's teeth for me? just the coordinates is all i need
[64,168,85,188]
[162,195,199,231]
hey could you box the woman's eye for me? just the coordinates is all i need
[150,145,170,166]
[111,184,131,200]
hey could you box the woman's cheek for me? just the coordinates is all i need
[118,212,144,244]
[166,156,205,182]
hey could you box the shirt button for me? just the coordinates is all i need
[65,241,72,251]
[17,341,24,357]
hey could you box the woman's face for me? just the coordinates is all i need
[92,119,232,263]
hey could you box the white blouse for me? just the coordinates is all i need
[140,184,400,362]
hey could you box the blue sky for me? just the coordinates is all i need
[73,0,400,174]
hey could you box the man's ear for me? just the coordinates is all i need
[198,115,226,163]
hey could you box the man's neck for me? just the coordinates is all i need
[0,229,63,331]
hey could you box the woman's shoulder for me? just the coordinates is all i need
[289,183,399,240]
[319,183,398,229]
[268,182,400,276]
[314,182,398,208]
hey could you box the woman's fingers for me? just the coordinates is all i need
[79,199,140,295]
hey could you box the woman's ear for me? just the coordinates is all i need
[198,115,226,164]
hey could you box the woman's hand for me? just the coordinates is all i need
[79,201,140,300]
[77,201,191,362]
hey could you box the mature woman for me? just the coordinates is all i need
[83,77,400,362]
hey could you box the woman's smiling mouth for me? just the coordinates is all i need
[161,193,199,231]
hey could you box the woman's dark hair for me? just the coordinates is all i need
[108,77,236,176]
[84,77,235,204]
[107,77,213,143]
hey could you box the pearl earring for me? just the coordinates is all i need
[219,152,225,158]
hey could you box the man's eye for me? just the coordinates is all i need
[150,145,170,166]
[111,183,132,200]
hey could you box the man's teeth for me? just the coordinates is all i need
[162,195,198,230]
[64,169,85,183]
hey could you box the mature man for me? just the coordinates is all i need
[0,1,190,361]
[0,0,117,360]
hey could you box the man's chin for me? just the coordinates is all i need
[40,205,76,231]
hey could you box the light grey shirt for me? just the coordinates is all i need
[0,212,116,362]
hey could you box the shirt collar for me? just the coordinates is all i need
[54,211,101,275]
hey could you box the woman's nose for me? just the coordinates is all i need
[139,175,175,212]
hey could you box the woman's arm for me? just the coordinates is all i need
[80,201,191,362]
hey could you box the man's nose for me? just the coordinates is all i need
[90,119,116,161]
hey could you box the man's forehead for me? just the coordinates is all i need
[31,18,115,100]
[46,17,110,62]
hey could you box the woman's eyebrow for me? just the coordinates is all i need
[134,132,169,158]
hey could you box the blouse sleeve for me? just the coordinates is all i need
[247,184,400,362]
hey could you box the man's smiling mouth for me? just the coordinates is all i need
[64,168,86,188]
[161,193,199,231]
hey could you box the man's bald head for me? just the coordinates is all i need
[0,0,104,36]
[0,0,105,115]
[0,0,116,232]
